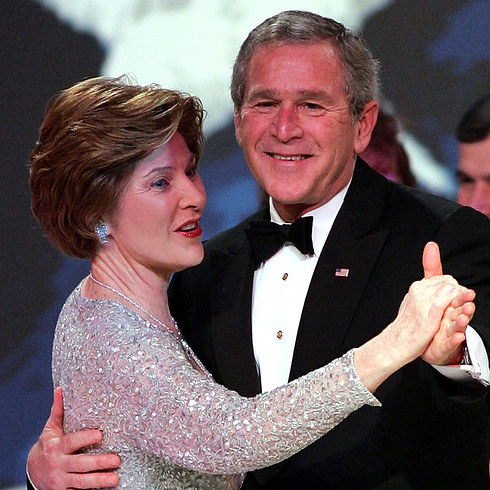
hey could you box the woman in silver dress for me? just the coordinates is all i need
[29,77,473,489]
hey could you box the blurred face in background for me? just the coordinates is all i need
[457,135,490,218]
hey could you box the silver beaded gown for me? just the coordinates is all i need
[52,281,381,489]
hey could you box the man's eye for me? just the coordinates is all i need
[456,174,473,185]
[186,166,198,178]
[255,101,274,108]
[303,102,323,111]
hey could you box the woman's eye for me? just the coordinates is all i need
[151,178,169,189]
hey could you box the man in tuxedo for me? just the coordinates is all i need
[27,11,490,489]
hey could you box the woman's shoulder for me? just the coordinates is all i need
[56,281,163,346]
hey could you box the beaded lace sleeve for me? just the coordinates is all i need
[53,288,380,475]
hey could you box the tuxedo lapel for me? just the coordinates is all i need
[290,160,390,379]
[207,212,269,397]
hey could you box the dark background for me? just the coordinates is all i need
[1,1,488,486]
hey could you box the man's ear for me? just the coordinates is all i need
[353,100,379,154]
[234,106,243,147]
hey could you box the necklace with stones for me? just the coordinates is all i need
[88,272,210,376]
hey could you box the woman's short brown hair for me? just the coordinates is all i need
[30,76,204,258]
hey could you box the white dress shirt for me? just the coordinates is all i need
[251,184,489,392]
[252,186,349,392]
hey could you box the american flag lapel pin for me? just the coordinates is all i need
[335,268,349,277]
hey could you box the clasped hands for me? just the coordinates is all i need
[419,241,474,366]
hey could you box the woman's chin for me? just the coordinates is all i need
[173,250,204,273]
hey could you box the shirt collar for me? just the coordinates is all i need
[269,179,351,255]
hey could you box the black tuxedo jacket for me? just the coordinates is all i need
[24,160,489,490]
[170,160,490,489]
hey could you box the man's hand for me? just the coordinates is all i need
[420,242,474,365]
[27,387,120,490]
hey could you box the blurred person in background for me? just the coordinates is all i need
[456,93,490,218]
[360,108,416,187]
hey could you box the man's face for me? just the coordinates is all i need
[457,135,490,218]
[234,42,377,222]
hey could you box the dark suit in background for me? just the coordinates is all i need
[170,159,490,489]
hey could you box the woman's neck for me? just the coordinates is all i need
[84,256,173,328]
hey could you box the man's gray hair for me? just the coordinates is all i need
[231,10,380,120]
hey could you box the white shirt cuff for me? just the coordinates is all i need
[432,326,490,386]
[26,461,40,490]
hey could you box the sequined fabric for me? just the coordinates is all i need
[52,282,381,489]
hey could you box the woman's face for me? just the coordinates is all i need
[108,132,206,278]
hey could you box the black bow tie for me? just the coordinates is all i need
[246,216,314,267]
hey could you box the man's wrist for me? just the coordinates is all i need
[444,341,468,366]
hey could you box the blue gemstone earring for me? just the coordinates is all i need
[95,221,109,244]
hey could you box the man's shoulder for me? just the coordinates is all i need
[348,161,489,243]
[385,180,489,229]
[388,183,459,218]
[355,159,461,219]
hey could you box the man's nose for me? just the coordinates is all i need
[271,106,303,142]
